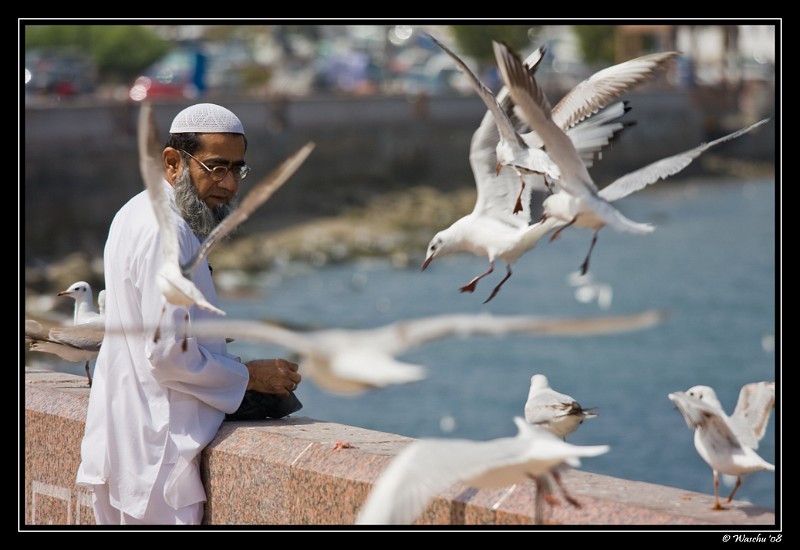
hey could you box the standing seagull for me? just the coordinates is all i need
[55,281,104,385]
[355,416,609,525]
[668,382,775,510]
[58,280,103,326]
[137,101,315,345]
[493,40,770,275]
[191,309,667,396]
[524,374,597,440]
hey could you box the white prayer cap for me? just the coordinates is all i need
[169,103,245,134]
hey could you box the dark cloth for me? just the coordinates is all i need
[225,390,303,421]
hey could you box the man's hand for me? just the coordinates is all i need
[245,358,301,396]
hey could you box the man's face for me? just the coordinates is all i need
[174,133,246,238]
[182,133,247,209]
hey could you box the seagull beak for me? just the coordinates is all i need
[57,290,70,297]
[421,255,434,271]
[496,162,502,176]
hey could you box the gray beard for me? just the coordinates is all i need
[173,170,239,240]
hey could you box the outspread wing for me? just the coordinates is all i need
[730,381,775,450]
[183,142,316,276]
[599,118,770,202]
[551,51,679,130]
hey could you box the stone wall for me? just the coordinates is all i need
[22,367,777,528]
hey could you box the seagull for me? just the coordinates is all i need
[137,101,315,345]
[355,416,610,525]
[57,280,103,326]
[492,40,770,275]
[668,381,775,510]
[421,42,676,302]
[524,374,597,440]
[26,319,103,386]
[51,281,105,385]
[190,309,667,396]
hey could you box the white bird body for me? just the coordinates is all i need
[190,309,667,396]
[668,382,775,509]
[524,374,597,439]
[355,416,609,525]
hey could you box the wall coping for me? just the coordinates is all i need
[22,366,778,529]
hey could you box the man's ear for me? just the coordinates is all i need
[163,147,183,184]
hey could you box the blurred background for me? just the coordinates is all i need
[22,22,776,297]
[23,23,775,105]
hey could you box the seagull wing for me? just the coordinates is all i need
[137,102,180,276]
[189,318,316,355]
[371,309,668,357]
[551,51,680,131]
[428,32,527,151]
[469,103,534,225]
[137,102,224,315]
[729,381,775,450]
[493,40,598,197]
[668,391,741,448]
[356,417,608,525]
[183,142,316,276]
[27,322,103,362]
[599,118,770,202]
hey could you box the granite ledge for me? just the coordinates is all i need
[23,367,778,528]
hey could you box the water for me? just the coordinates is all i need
[41,177,778,510]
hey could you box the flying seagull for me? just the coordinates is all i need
[355,416,609,525]
[190,309,667,396]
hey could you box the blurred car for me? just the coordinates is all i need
[129,46,206,101]
[25,49,97,99]
[129,41,259,102]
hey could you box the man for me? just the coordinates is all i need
[76,103,302,525]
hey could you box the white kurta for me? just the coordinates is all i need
[76,180,249,520]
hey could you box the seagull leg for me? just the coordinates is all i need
[84,360,92,387]
[529,474,558,525]
[552,470,580,508]
[549,218,577,242]
[153,304,167,343]
[484,265,513,304]
[460,262,495,294]
[543,174,555,195]
[724,476,743,504]
[513,177,526,214]
[579,231,599,276]
[182,309,190,352]
[712,471,726,510]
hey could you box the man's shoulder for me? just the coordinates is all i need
[110,189,158,233]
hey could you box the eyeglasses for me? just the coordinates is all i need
[180,150,251,182]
